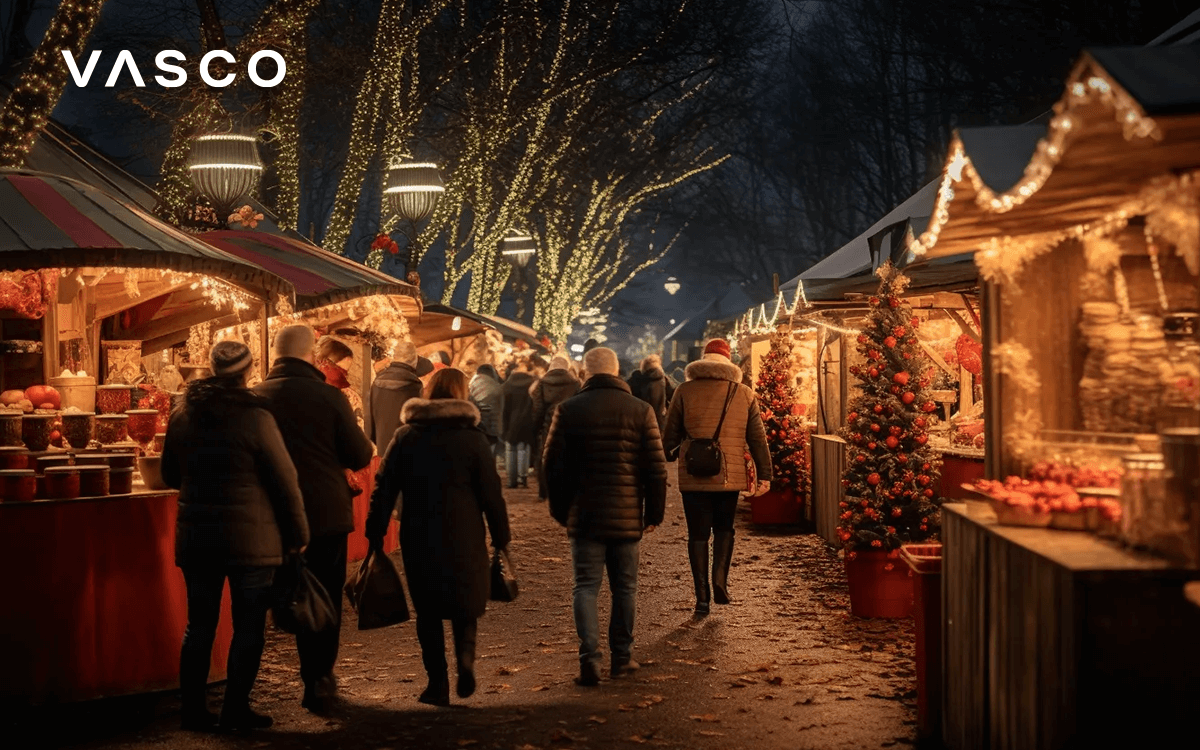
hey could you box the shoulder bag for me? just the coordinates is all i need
[684,382,737,478]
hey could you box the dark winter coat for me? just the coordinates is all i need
[543,374,667,542]
[500,371,537,445]
[253,358,375,538]
[469,369,503,441]
[366,361,423,453]
[633,366,674,432]
[530,368,580,442]
[365,399,512,619]
[663,356,772,493]
[163,380,310,568]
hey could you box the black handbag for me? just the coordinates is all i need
[684,382,737,478]
[271,555,338,635]
[490,547,519,602]
[345,545,410,630]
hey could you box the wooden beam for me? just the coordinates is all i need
[947,309,981,343]
[919,340,957,378]
[259,304,269,380]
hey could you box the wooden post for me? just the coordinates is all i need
[259,302,269,380]
[41,292,58,384]
[981,280,1002,480]
[86,284,100,382]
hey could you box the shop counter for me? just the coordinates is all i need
[936,447,985,499]
[942,502,1200,750]
[0,490,232,704]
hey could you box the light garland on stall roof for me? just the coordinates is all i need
[734,280,812,338]
[1146,242,1171,313]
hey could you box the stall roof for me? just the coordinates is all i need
[410,303,491,347]
[196,230,419,313]
[913,46,1200,261]
[0,170,291,301]
[422,304,548,352]
[800,255,979,305]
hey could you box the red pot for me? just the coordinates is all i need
[0,447,28,470]
[750,488,802,524]
[109,467,134,495]
[0,469,36,502]
[845,549,914,619]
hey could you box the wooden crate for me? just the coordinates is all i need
[811,434,846,547]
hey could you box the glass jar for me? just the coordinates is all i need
[42,466,80,499]
[0,413,22,447]
[95,414,128,445]
[77,465,110,497]
[60,412,95,450]
[96,385,131,415]
[21,414,56,452]
[126,409,158,449]
[109,466,134,495]
[1120,453,1167,550]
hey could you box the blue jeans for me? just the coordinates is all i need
[571,537,639,669]
[179,564,276,714]
[505,442,530,486]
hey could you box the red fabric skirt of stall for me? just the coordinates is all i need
[348,456,400,563]
[0,491,233,704]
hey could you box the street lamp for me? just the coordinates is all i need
[664,276,681,295]
[502,230,537,322]
[385,160,444,284]
[188,133,263,224]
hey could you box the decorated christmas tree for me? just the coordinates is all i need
[755,329,810,501]
[838,264,942,554]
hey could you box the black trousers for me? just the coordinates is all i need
[180,564,276,713]
[296,533,348,686]
[681,491,739,541]
[415,615,477,679]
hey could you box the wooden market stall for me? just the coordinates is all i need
[0,169,296,704]
[907,47,1200,749]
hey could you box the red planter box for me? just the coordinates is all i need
[845,549,914,618]
[750,488,801,524]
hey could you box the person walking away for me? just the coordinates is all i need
[254,325,374,714]
[626,367,646,401]
[530,357,580,500]
[633,355,673,433]
[365,368,512,706]
[501,358,538,488]
[662,338,771,616]
[469,364,504,462]
[162,341,310,732]
[365,340,423,454]
[542,347,667,686]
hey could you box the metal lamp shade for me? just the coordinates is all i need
[664,277,681,295]
[502,234,537,268]
[386,162,444,224]
[188,135,263,214]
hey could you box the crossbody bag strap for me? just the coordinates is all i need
[710,382,737,441]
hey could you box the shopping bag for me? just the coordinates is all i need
[490,546,519,602]
[345,545,410,629]
[271,555,338,635]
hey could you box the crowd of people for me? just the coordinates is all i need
[161,328,772,732]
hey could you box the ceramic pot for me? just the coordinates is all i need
[0,469,36,502]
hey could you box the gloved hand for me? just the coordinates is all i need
[753,480,771,497]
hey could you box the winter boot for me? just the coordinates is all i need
[688,540,711,616]
[454,620,478,698]
[712,532,735,605]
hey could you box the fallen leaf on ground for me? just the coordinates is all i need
[688,714,719,722]
[497,666,522,675]
[457,741,479,747]
[697,730,725,737]
[588,716,607,724]
[531,685,550,692]
[751,663,773,672]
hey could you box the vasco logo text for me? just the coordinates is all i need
[62,50,286,88]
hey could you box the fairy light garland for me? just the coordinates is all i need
[1146,241,1171,313]
[267,0,320,230]
[0,0,107,167]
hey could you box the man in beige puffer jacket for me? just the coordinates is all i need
[662,339,772,616]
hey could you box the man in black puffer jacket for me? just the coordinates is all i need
[254,325,374,713]
[542,347,667,687]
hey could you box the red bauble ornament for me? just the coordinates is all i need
[883,336,897,348]
[902,353,912,360]
[889,426,903,436]
[857,334,868,344]
[890,385,901,395]
[867,442,877,450]
[910,317,920,327]
[922,463,931,471]
[915,417,927,429]
[870,423,881,432]
[924,489,934,497]
[867,473,881,486]
[869,368,879,378]
[869,296,880,306]
[888,297,900,308]
[901,391,916,404]
[897,454,908,464]
[885,435,899,449]
[873,404,883,414]
[855,454,866,463]
[921,401,937,413]
[916,435,928,446]
[893,326,906,337]
[848,411,858,421]
[892,371,910,386]
[918,475,930,486]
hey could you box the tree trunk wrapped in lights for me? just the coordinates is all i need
[837,263,942,555]
[0,0,108,168]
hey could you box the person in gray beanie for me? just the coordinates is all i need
[162,340,310,732]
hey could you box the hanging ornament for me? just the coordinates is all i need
[902,391,915,404]
[893,371,910,386]
[886,435,899,449]
[867,473,881,486]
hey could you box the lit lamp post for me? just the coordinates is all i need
[188,133,263,227]
[664,276,681,295]
[501,230,537,324]
[385,160,444,285]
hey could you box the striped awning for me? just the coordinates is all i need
[0,169,291,301]
[196,230,420,313]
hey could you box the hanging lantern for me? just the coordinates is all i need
[385,161,444,224]
[664,276,681,295]
[501,231,537,268]
[188,134,263,217]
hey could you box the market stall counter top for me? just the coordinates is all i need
[0,489,233,704]
[942,502,1200,750]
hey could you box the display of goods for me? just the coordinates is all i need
[23,385,60,410]
[21,414,56,451]
[60,412,95,449]
[1027,460,1122,489]
[36,455,72,474]
[77,465,110,497]
[126,409,159,447]
[0,390,25,406]
[73,453,109,467]
[972,477,1083,512]
[96,385,131,415]
[137,455,169,491]
[95,414,128,445]
[42,466,80,499]
[109,467,134,495]
[152,433,166,453]
[105,452,137,469]
[0,447,28,470]
[0,413,22,447]
[845,550,914,618]
[0,469,36,502]
[49,374,96,413]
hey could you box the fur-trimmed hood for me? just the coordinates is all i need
[401,398,481,426]
[684,355,742,383]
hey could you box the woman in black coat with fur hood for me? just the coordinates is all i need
[366,367,512,707]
